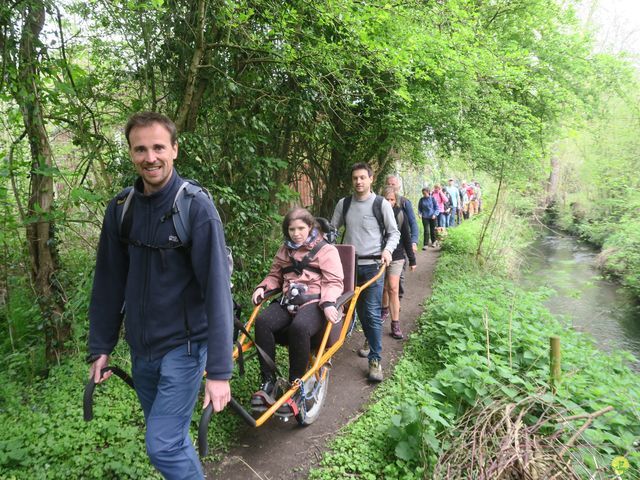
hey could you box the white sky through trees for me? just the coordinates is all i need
[577,0,640,61]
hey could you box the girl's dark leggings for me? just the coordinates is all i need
[254,302,325,381]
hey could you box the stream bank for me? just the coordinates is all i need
[521,232,640,368]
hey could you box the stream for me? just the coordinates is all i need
[521,232,640,368]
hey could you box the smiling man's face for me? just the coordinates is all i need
[129,122,177,195]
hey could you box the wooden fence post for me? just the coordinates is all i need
[550,336,561,394]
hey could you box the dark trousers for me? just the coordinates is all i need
[422,217,437,246]
[255,302,325,381]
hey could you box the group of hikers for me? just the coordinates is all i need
[418,178,482,248]
[86,111,477,479]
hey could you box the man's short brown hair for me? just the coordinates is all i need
[351,162,373,177]
[124,112,178,147]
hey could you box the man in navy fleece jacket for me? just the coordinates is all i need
[87,112,233,480]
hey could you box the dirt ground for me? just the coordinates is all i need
[206,247,439,480]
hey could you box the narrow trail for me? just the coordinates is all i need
[206,248,440,480]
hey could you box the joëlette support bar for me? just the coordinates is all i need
[199,399,256,457]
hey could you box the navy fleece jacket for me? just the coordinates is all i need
[88,171,233,380]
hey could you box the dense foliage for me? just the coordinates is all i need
[0,338,266,479]
[1,0,611,373]
[311,217,640,479]
[1,0,638,476]
[548,88,640,297]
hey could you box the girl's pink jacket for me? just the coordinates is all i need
[257,237,344,309]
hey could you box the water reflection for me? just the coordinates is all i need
[521,234,640,367]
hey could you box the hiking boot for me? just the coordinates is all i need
[381,307,390,324]
[250,375,276,413]
[368,359,383,382]
[357,339,370,358]
[422,245,428,251]
[390,321,404,340]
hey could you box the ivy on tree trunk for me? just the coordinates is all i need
[13,0,68,365]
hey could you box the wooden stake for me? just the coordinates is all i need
[483,308,491,367]
[550,336,561,394]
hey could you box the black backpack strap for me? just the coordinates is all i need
[373,195,387,250]
[234,318,282,378]
[281,239,327,276]
[173,180,213,246]
[342,196,352,221]
[339,196,352,243]
[396,208,404,231]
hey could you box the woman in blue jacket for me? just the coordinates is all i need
[418,187,440,249]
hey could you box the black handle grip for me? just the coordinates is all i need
[357,254,382,260]
[83,366,134,421]
[198,397,255,457]
[335,291,355,309]
[263,288,282,298]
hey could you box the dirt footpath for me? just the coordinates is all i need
[206,248,439,480]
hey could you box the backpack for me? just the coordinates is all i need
[340,194,387,249]
[316,217,338,245]
[395,208,405,231]
[116,180,233,277]
[442,192,452,212]
[435,191,450,212]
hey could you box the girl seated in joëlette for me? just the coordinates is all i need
[250,207,344,413]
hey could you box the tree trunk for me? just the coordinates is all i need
[546,154,560,207]
[476,158,505,259]
[175,0,208,132]
[14,1,67,365]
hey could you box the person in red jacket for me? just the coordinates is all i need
[250,207,344,413]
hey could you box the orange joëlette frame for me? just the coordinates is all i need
[231,263,386,428]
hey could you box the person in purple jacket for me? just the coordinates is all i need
[87,112,233,480]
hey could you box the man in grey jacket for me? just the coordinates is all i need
[331,163,400,381]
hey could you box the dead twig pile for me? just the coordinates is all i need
[433,394,614,480]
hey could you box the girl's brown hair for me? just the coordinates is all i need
[282,207,317,239]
